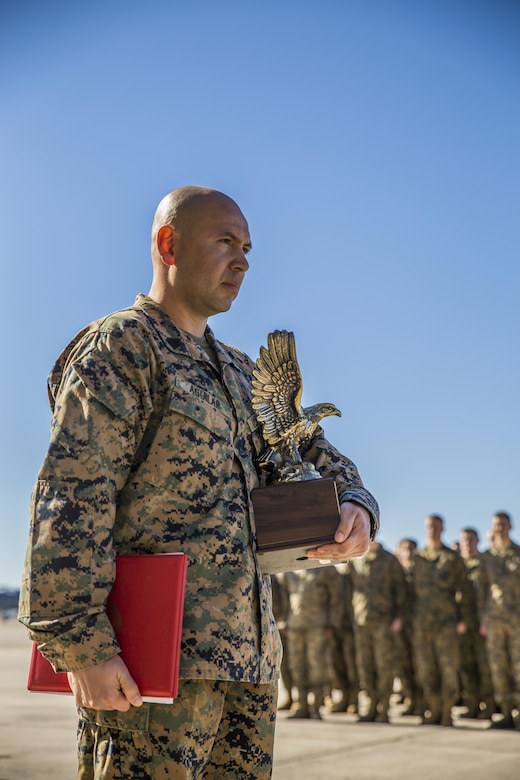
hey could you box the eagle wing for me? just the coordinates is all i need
[251,330,303,447]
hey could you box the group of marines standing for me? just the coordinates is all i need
[273,511,520,731]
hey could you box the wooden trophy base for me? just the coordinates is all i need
[251,478,340,574]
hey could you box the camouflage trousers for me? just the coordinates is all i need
[414,625,459,704]
[458,627,494,702]
[278,628,294,699]
[485,619,520,707]
[77,679,278,780]
[393,622,422,703]
[354,623,394,704]
[329,627,359,695]
[286,627,331,689]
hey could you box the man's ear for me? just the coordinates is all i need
[157,225,177,267]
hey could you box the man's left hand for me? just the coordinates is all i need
[306,501,371,562]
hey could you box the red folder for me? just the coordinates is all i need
[27,553,188,703]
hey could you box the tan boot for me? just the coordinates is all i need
[422,695,441,725]
[489,704,515,729]
[309,687,324,719]
[460,696,479,719]
[329,689,349,713]
[359,698,377,722]
[288,687,310,719]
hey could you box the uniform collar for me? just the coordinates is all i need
[134,294,236,368]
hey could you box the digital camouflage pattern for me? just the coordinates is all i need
[284,567,344,632]
[458,555,494,708]
[412,545,473,707]
[19,295,279,682]
[329,567,359,706]
[77,679,278,780]
[284,567,343,691]
[349,545,407,712]
[393,563,423,710]
[414,625,460,707]
[412,545,473,630]
[354,623,394,708]
[19,294,379,684]
[478,542,520,707]
[349,545,407,627]
[478,542,520,624]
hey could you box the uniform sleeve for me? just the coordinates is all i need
[18,328,153,672]
[300,428,380,538]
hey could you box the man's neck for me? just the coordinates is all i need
[493,536,512,551]
[148,288,208,337]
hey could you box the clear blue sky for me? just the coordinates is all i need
[1,0,518,588]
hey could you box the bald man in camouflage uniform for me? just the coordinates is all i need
[19,186,380,779]
[349,539,408,723]
[479,512,520,730]
[412,515,473,727]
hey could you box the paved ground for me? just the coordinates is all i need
[1,619,518,780]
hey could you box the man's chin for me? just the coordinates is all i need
[218,291,239,311]
[208,299,234,317]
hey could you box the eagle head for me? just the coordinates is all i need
[304,402,342,426]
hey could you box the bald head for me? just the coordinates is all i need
[147,185,251,334]
[151,186,242,258]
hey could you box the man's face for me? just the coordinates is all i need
[491,515,511,539]
[459,531,478,558]
[399,541,416,566]
[425,516,442,541]
[172,196,251,319]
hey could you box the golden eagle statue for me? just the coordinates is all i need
[251,330,342,481]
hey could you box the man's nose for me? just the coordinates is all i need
[233,251,249,272]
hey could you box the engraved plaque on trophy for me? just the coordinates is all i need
[251,330,342,574]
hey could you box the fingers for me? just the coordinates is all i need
[119,668,143,708]
[307,501,371,561]
[67,656,142,711]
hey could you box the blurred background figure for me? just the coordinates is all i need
[479,512,520,730]
[394,538,424,717]
[349,538,407,723]
[458,527,496,719]
[327,564,360,714]
[284,567,343,720]
[412,515,473,727]
[271,573,294,711]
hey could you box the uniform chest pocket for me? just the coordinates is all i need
[244,412,265,461]
[137,380,235,500]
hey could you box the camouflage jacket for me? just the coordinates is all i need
[412,545,473,629]
[478,542,520,625]
[19,295,379,683]
[348,545,408,626]
[283,567,344,630]
[460,555,483,630]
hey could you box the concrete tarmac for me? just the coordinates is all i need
[1,619,518,780]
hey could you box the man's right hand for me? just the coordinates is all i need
[67,655,143,711]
